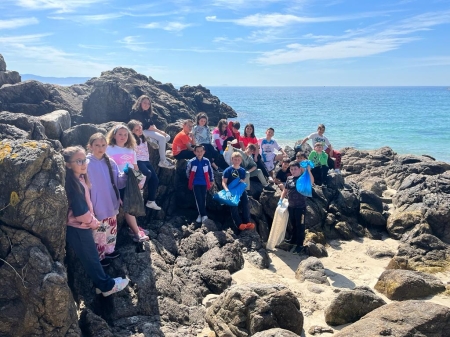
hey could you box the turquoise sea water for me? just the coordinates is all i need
[208,87,450,163]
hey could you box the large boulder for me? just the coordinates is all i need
[324,286,386,326]
[0,123,29,140]
[374,269,445,300]
[39,109,71,139]
[0,71,21,87]
[61,123,108,147]
[205,284,303,337]
[0,54,6,71]
[0,139,67,260]
[0,111,46,140]
[295,257,329,285]
[252,328,300,337]
[334,301,450,337]
[387,210,424,239]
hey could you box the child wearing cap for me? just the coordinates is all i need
[308,143,328,186]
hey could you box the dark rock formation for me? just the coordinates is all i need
[324,286,386,326]
[0,111,47,140]
[205,284,303,337]
[375,269,446,300]
[252,328,300,337]
[334,301,450,337]
[0,54,21,87]
[295,257,329,285]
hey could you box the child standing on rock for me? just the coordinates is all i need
[127,120,161,211]
[258,127,287,179]
[63,146,129,296]
[87,133,126,267]
[279,161,313,254]
[308,143,328,186]
[186,145,214,223]
[106,124,149,242]
[193,113,220,170]
[222,152,254,231]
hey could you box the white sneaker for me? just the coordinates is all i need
[102,277,129,297]
[132,230,149,242]
[146,201,161,210]
[335,169,341,174]
[201,216,208,222]
[196,215,202,223]
[158,160,174,168]
[268,177,274,184]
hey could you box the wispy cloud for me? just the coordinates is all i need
[78,44,108,49]
[211,0,285,9]
[141,21,192,32]
[117,36,149,51]
[15,0,106,13]
[0,17,39,30]
[206,11,394,27]
[253,11,450,65]
[49,12,124,23]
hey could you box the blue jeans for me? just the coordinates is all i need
[66,226,115,292]
[137,161,159,201]
[193,184,207,216]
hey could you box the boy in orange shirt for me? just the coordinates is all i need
[173,120,196,160]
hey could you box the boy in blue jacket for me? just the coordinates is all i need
[186,145,214,223]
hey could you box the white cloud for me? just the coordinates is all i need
[15,0,105,13]
[141,21,192,32]
[117,36,149,51]
[0,17,39,30]
[49,12,124,23]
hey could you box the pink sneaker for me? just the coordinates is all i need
[132,230,149,242]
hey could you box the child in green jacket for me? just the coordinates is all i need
[308,143,328,186]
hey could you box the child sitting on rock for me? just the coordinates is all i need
[186,145,214,223]
[258,127,287,178]
[237,144,274,191]
[308,143,328,186]
[274,157,292,190]
[222,152,254,231]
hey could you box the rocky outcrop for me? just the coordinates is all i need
[0,54,21,87]
[205,284,303,337]
[374,269,446,300]
[324,286,386,326]
[334,301,450,337]
[39,109,71,140]
[252,328,300,337]
[0,111,47,140]
[295,257,329,285]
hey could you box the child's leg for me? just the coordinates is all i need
[311,166,322,185]
[230,206,242,228]
[293,207,306,247]
[240,191,250,224]
[249,169,267,185]
[138,161,159,201]
[256,155,270,178]
[193,185,207,216]
[287,206,297,243]
[244,171,251,190]
[93,222,107,260]
[125,213,140,235]
[143,130,168,163]
[66,226,115,292]
[321,166,329,185]
[104,216,117,254]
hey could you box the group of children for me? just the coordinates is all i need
[64,93,342,296]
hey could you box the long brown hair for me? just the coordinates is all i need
[217,119,228,137]
[127,119,146,145]
[106,124,136,149]
[62,146,90,199]
[132,95,152,116]
[87,133,120,200]
[196,112,208,126]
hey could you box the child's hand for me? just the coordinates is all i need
[277,198,283,206]
[220,150,224,155]
[123,163,129,174]
[225,191,232,199]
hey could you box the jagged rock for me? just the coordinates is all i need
[307,325,334,335]
[295,257,329,285]
[359,208,386,228]
[387,234,450,273]
[252,328,300,337]
[334,300,450,337]
[387,210,424,239]
[238,230,269,269]
[334,221,353,240]
[39,109,71,139]
[0,71,21,87]
[205,284,303,337]
[79,308,113,337]
[0,227,80,337]
[360,190,383,213]
[365,245,395,259]
[0,139,67,260]
[374,269,445,300]
[0,54,6,71]
[305,242,328,258]
[0,111,46,140]
[0,123,29,140]
[61,123,108,147]
[324,286,386,326]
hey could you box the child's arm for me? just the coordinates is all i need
[307,165,314,185]
[208,162,214,182]
[186,160,192,178]
[222,177,229,191]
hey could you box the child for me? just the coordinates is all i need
[129,95,174,168]
[172,120,196,160]
[241,123,270,179]
[227,121,244,149]
[222,152,254,231]
[278,161,313,254]
[237,144,274,191]
[186,145,214,223]
[106,124,150,242]
[63,146,128,296]
[308,143,328,186]
[300,124,342,174]
[127,120,161,210]
[212,119,233,154]
[87,133,127,266]
[193,113,220,170]
[274,157,292,190]
[258,127,287,177]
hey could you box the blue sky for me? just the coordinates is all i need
[0,0,449,86]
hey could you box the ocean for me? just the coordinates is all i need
[208,86,450,163]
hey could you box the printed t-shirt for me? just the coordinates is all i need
[307,132,331,150]
[106,145,137,172]
[308,150,328,167]
[129,110,154,130]
[172,131,193,156]
[135,140,149,161]
[223,166,246,186]
[285,176,306,208]
[193,125,211,144]
[275,168,291,183]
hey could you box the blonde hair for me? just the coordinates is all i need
[106,124,136,149]
[231,152,242,159]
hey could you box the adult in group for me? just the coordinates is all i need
[172,120,196,160]
[300,124,342,174]
[129,95,174,168]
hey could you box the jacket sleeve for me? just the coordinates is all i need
[186,159,192,178]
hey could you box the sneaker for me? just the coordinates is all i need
[128,227,149,236]
[335,169,341,174]
[146,201,161,210]
[104,251,120,259]
[102,277,129,297]
[263,184,275,191]
[293,245,305,255]
[239,223,255,231]
[268,177,274,184]
[245,222,255,230]
[158,160,174,168]
[100,259,110,267]
[132,230,149,242]
[196,215,202,223]
[201,215,208,222]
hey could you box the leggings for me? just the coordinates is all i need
[93,216,117,260]
[143,130,170,163]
